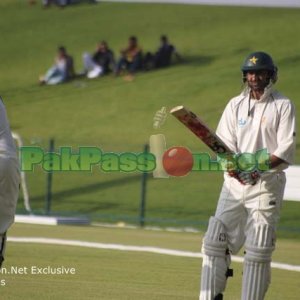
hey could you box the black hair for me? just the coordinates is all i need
[58,46,66,53]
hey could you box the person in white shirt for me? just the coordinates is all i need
[39,46,75,85]
[199,52,296,300]
[0,97,20,269]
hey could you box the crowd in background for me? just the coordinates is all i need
[39,35,182,85]
[41,0,97,7]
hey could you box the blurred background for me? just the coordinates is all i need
[1,0,300,236]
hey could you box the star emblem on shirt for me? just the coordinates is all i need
[249,56,258,64]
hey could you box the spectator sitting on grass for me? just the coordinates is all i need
[115,36,143,80]
[42,0,97,8]
[82,41,115,79]
[39,46,75,85]
[42,0,67,7]
[144,35,182,70]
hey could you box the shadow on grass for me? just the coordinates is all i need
[278,55,300,66]
[182,54,216,67]
[30,173,145,205]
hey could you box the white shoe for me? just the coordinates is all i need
[87,66,103,79]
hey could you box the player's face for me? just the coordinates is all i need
[128,38,137,48]
[57,50,65,59]
[246,70,270,91]
[97,43,106,52]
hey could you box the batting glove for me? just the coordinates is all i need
[228,170,261,185]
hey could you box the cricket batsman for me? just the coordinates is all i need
[0,97,20,268]
[199,52,296,300]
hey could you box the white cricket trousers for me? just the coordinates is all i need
[215,172,285,254]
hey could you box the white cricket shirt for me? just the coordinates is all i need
[216,87,296,166]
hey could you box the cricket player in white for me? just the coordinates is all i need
[0,97,20,268]
[199,52,296,300]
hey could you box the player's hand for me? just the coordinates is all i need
[228,170,261,185]
[238,170,261,185]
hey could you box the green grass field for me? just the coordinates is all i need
[1,223,299,299]
[1,1,300,235]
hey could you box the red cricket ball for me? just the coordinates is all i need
[162,146,193,177]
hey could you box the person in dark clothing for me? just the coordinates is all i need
[144,35,182,70]
[92,41,115,74]
[82,41,115,79]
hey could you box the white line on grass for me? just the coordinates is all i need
[8,237,300,272]
[100,0,300,8]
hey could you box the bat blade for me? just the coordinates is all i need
[170,106,232,155]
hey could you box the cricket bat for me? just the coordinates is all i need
[170,106,233,155]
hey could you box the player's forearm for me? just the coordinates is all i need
[269,154,287,169]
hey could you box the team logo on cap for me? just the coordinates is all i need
[249,56,258,64]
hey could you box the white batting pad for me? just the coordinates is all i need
[242,260,270,300]
[242,223,275,300]
[202,217,228,257]
[200,217,230,300]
